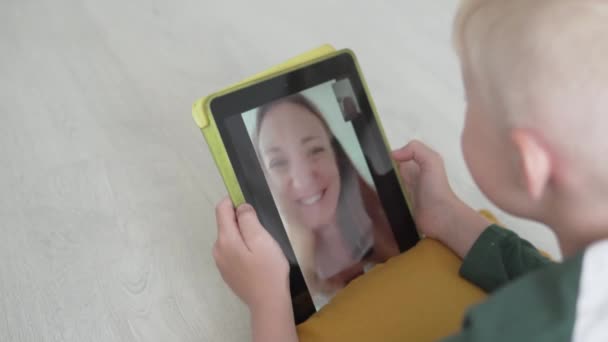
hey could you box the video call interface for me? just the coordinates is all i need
[215,65,419,322]
[238,79,406,309]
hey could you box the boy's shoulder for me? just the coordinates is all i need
[453,239,608,342]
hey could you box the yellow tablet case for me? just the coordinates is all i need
[191,44,410,209]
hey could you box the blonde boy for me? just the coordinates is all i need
[212,0,608,341]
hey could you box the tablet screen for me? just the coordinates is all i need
[210,52,418,322]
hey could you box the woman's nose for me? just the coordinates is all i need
[289,160,317,191]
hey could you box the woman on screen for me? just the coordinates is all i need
[253,94,400,307]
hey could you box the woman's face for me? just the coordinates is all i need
[258,102,341,230]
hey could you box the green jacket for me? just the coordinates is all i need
[442,225,608,342]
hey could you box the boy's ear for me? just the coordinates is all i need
[511,129,552,200]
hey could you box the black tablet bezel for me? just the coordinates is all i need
[210,51,419,323]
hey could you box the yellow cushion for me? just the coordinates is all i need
[297,239,487,342]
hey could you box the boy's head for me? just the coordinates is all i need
[454,0,608,249]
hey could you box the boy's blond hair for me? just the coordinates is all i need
[453,0,608,181]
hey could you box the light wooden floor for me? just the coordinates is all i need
[0,0,560,341]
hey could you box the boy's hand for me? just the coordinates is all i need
[213,198,290,310]
[392,140,461,239]
[392,141,490,258]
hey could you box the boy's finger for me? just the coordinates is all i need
[392,140,438,171]
[235,204,265,251]
[392,141,418,161]
[215,197,245,247]
[215,197,234,233]
[399,160,419,185]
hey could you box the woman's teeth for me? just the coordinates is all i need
[300,193,322,205]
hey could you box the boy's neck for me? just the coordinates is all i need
[555,230,608,257]
[546,197,608,257]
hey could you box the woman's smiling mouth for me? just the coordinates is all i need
[298,190,325,206]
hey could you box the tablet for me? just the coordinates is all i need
[194,49,419,323]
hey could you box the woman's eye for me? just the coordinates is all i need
[269,159,288,169]
[309,146,325,156]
